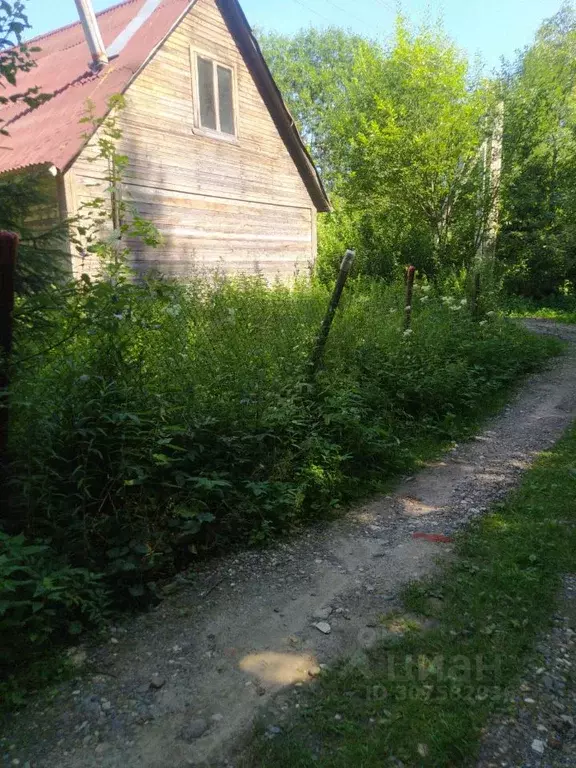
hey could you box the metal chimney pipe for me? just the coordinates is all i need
[74,0,109,71]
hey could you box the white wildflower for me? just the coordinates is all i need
[479,320,487,326]
[460,298,467,306]
[405,305,412,311]
[403,328,413,337]
[486,310,496,317]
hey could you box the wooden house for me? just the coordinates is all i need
[0,0,330,280]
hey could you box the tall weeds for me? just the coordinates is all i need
[7,272,557,606]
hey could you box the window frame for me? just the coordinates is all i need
[190,47,239,142]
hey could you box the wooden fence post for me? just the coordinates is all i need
[404,265,416,330]
[310,249,355,377]
[0,231,18,516]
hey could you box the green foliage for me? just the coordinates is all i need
[506,293,576,324]
[317,206,407,284]
[0,531,108,669]
[0,0,51,133]
[261,10,576,301]
[260,20,494,281]
[76,94,162,269]
[343,20,492,270]
[499,5,576,298]
[259,27,366,186]
[7,270,558,607]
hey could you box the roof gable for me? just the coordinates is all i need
[0,0,330,212]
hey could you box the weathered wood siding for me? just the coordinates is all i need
[67,0,317,280]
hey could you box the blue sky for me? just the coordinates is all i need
[27,0,564,70]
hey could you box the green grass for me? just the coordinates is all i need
[243,424,576,767]
[506,295,576,324]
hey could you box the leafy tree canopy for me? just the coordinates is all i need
[260,20,496,280]
[499,3,576,297]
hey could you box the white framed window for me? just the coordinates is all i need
[191,49,237,139]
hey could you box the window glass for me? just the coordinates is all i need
[198,56,216,130]
[217,65,235,135]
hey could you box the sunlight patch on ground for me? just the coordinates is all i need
[353,509,383,523]
[239,651,318,685]
[397,497,441,516]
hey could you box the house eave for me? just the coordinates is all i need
[217,0,331,213]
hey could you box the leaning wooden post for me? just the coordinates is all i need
[404,265,416,330]
[309,249,355,377]
[0,232,17,515]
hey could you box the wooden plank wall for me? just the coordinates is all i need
[67,0,317,281]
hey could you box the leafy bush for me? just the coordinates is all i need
[0,531,108,669]
[505,293,576,324]
[4,269,559,607]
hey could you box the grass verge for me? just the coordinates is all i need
[506,295,576,324]
[242,423,576,767]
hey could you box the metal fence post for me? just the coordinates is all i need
[0,231,18,516]
[404,265,416,330]
[309,249,355,377]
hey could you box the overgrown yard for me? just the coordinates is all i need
[242,422,576,767]
[1,271,560,699]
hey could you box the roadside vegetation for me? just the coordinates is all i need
[243,424,576,767]
[3,255,560,701]
[506,295,576,324]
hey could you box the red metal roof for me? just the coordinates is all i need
[0,0,191,174]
